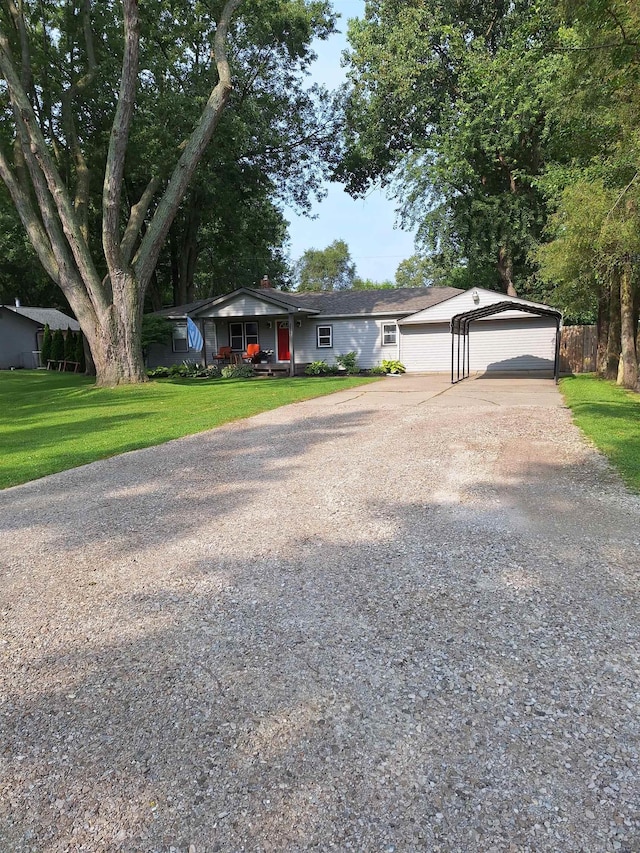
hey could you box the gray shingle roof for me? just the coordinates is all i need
[288,287,463,315]
[154,286,462,319]
[3,306,80,331]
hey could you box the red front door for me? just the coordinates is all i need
[277,321,290,361]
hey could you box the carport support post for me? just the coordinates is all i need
[553,318,561,384]
[462,325,466,381]
[465,317,471,379]
[451,329,454,383]
[288,312,296,377]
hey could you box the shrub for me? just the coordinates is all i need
[64,329,76,361]
[221,364,254,379]
[41,324,52,364]
[51,328,65,362]
[381,359,406,374]
[369,365,387,375]
[305,360,338,376]
[74,333,86,371]
[336,351,359,373]
[198,364,221,379]
[147,366,171,378]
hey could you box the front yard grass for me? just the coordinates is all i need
[0,370,377,489]
[560,374,640,492]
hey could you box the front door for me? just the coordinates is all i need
[277,321,290,361]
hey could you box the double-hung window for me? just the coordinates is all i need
[382,323,397,346]
[172,322,189,353]
[229,321,259,351]
[316,325,333,348]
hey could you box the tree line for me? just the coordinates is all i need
[340,0,640,389]
[0,1,639,388]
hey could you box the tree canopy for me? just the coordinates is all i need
[0,0,337,384]
[295,239,357,290]
[339,0,640,388]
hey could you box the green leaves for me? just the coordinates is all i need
[295,239,357,291]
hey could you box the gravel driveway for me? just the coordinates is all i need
[1,374,638,853]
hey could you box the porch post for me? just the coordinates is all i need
[288,312,296,377]
[201,321,207,367]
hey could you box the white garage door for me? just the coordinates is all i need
[400,318,557,373]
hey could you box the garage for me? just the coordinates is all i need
[398,288,562,377]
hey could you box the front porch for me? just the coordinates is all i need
[149,287,320,374]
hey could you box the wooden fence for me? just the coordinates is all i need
[559,325,597,374]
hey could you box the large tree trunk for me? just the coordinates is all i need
[63,270,146,386]
[596,283,610,376]
[0,0,242,386]
[497,246,517,296]
[606,270,621,380]
[619,258,638,389]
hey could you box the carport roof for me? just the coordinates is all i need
[450,300,562,334]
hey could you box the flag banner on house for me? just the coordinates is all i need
[187,317,204,351]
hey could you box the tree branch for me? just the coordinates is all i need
[134,0,243,288]
[102,0,140,275]
[120,175,161,266]
[0,143,58,281]
[0,23,105,310]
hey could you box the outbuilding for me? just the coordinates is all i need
[0,304,80,369]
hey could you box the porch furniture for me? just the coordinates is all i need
[212,346,233,364]
[242,343,261,363]
[47,359,81,372]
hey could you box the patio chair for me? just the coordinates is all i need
[242,343,261,363]
[212,345,233,364]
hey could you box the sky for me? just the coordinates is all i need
[283,2,417,284]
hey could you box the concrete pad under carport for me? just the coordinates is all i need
[325,371,563,411]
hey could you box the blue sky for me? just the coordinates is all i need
[283,2,417,284]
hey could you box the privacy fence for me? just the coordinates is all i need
[559,325,597,375]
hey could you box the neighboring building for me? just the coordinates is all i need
[148,285,562,377]
[0,304,80,369]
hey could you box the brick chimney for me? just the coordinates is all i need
[260,274,272,289]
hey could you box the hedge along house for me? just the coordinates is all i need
[148,281,562,378]
[0,303,80,369]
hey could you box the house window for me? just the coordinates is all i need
[229,322,244,351]
[172,322,189,353]
[382,323,397,346]
[317,325,333,348]
[245,321,259,347]
[229,321,259,351]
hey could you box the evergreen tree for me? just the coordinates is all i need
[41,324,52,365]
[51,329,65,363]
[64,329,75,361]
[74,333,86,372]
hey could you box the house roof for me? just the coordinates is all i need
[2,305,80,331]
[282,287,463,315]
[155,286,464,319]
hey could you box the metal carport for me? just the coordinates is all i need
[450,301,562,384]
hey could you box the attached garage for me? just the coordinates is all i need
[399,288,561,377]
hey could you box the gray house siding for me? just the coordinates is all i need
[147,318,280,368]
[0,310,40,368]
[295,317,399,368]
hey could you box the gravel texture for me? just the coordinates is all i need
[0,374,638,853]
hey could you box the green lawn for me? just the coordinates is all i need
[0,370,377,489]
[560,374,640,492]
